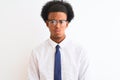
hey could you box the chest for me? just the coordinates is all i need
[37,49,80,80]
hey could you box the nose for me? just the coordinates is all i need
[55,22,61,28]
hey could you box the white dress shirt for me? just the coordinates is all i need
[28,37,91,80]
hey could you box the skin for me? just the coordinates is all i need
[46,12,69,43]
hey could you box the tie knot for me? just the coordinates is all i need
[56,45,60,49]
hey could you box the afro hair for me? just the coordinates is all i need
[41,1,74,22]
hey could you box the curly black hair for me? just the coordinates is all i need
[41,1,74,22]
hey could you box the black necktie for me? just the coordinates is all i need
[54,45,61,80]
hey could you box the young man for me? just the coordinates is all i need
[28,1,91,80]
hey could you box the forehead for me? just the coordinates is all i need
[48,12,67,20]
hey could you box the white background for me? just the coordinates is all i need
[0,0,120,80]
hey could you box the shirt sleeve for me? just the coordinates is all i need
[28,50,40,80]
[78,48,92,80]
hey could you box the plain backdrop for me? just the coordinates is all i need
[0,0,120,80]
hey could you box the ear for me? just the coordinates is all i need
[45,21,49,28]
[66,21,69,28]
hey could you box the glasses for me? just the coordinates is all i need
[47,19,67,26]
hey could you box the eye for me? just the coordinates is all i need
[50,20,56,24]
[59,20,67,24]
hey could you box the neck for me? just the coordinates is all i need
[50,35,66,44]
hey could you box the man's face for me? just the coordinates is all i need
[46,12,68,39]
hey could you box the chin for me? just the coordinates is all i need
[54,34,65,38]
[54,35,62,38]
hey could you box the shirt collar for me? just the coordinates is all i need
[48,37,69,49]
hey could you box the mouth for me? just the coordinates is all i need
[54,30,60,33]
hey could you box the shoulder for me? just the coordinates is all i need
[31,39,49,56]
[68,40,87,57]
[34,39,49,51]
[68,40,83,51]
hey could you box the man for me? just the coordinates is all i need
[28,1,91,80]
